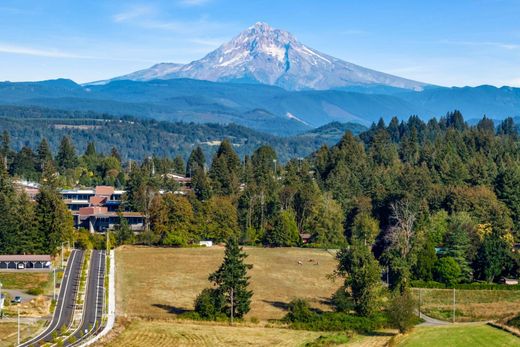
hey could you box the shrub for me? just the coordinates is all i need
[286,310,388,333]
[27,287,44,296]
[507,315,520,329]
[387,290,417,333]
[285,298,316,323]
[331,287,353,313]
[194,288,224,319]
[304,333,350,346]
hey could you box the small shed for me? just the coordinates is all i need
[0,255,52,270]
[500,277,519,285]
[199,240,213,247]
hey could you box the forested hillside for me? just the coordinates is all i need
[0,105,364,163]
[1,109,520,287]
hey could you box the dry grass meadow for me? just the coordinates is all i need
[115,245,340,320]
[0,321,45,347]
[100,319,337,347]
[101,246,357,347]
[412,288,520,322]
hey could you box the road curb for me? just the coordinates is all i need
[78,250,115,346]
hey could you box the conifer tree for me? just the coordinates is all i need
[56,136,78,172]
[186,146,205,177]
[208,238,253,321]
[37,138,53,172]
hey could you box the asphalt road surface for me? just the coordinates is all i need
[20,249,84,347]
[67,249,106,346]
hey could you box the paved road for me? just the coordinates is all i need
[67,249,106,346]
[20,249,84,347]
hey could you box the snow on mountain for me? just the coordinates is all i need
[98,22,427,91]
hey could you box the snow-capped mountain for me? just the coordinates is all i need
[98,22,427,91]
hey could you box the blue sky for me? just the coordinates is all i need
[0,0,519,86]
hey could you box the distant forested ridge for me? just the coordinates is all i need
[0,105,365,163]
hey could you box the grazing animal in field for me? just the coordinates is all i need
[298,260,303,266]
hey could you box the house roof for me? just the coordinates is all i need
[0,255,51,262]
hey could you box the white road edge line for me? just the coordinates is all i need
[78,250,115,347]
[20,250,78,346]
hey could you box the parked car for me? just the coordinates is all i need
[12,296,22,304]
[17,263,25,269]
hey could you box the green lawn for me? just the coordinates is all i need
[397,323,519,347]
[0,273,50,290]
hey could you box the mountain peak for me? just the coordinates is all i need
[98,23,427,91]
[249,21,273,31]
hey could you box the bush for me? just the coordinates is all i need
[507,314,520,329]
[387,290,417,333]
[331,287,354,313]
[286,309,388,333]
[26,287,44,296]
[194,288,224,319]
[304,333,350,346]
[285,298,316,323]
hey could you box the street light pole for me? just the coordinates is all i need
[53,268,56,301]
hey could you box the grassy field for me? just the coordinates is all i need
[0,321,45,347]
[396,323,519,347]
[0,272,51,292]
[116,246,340,320]
[99,319,345,347]
[412,288,520,321]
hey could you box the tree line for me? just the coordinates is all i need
[1,110,520,288]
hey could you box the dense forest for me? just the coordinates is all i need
[1,110,520,289]
[0,105,365,162]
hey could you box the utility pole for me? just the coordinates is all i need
[61,243,64,269]
[452,288,456,323]
[230,287,234,325]
[418,288,422,319]
[0,281,3,319]
[17,306,20,345]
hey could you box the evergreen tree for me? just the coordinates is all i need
[0,165,17,253]
[475,231,510,282]
[208,238,253,321]
[186,146,205,177]
[173,155,185,174]
[15,192,40,253]
[444,213,473,282]
[36,138,53,172]
[34,185,73,255]
[495,164,520,233]
[56,136,78,172]
[265,209,299,246]
[191,166,212,201]
[110,147,121,162]
[85,141,97,156]
[11,146,38,180]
